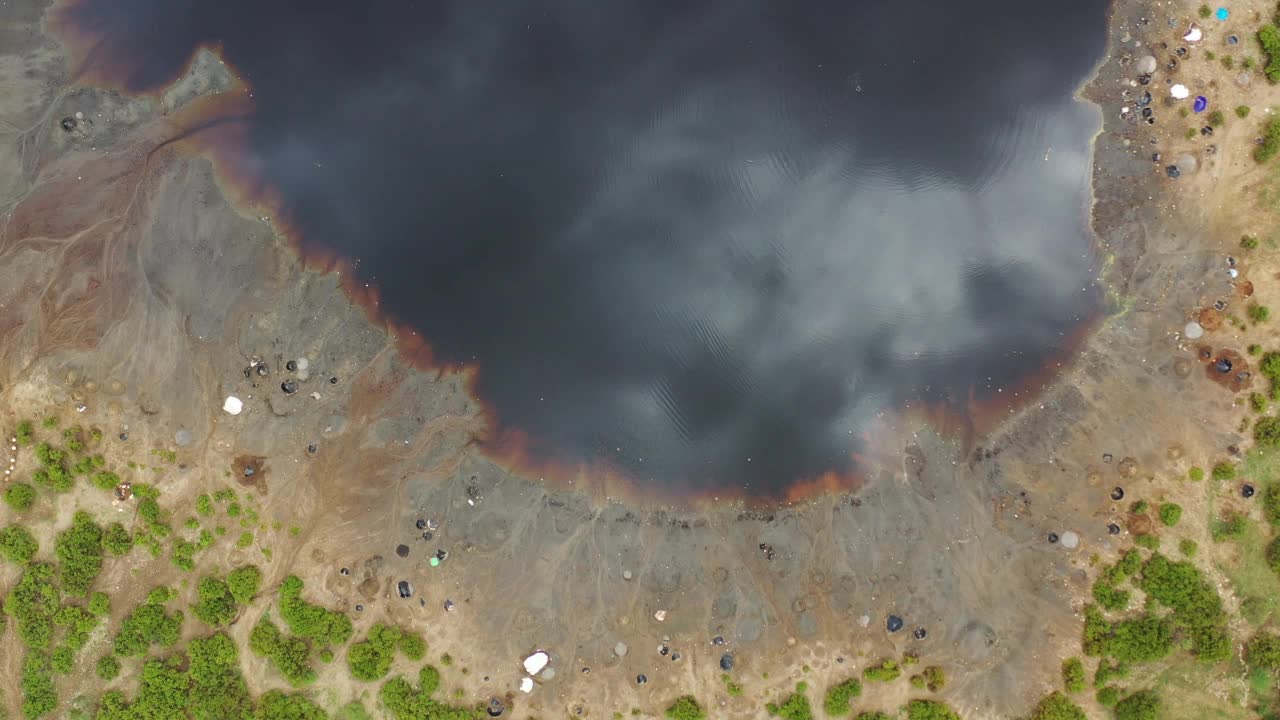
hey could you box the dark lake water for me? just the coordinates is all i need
[57,0,1109,498]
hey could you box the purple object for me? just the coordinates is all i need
[1194,96,1208,113]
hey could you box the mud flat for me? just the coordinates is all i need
[1,0,1278,718]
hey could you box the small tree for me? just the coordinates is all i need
[1114,690,1160,720]
[1029,691,1086,720]
[665,696,707,720]
[1158,503,1182,526]
[1257,416,1280,449]
[823,678,862,715]
[1250,304,1272,323]
[1061,657,1085,693]
[1249,632,1280,672]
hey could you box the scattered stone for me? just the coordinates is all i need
[60,117,76,131]
[416,519,427,530]
[340,567,350,576]
[487,698,505,717]
[857,614,870,628]
[307,443,318,454]
[255,363,270,377]
[671,652,681,661]
[443,599,454,611]
[286,360,298,372]
[222,396,244,415]
[615,642,628,657]
[355,604,363,612]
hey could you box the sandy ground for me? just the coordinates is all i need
[3,0,1280,718]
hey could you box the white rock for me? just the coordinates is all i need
[1170,84,1190,99]
[857,614,871,628]
[222,396,244,415]
[615,642,628,657]
[519,677,534,693]
[1136,55,1158,74]
[654,609,667,622]
[296,357,310,371]
[523,651,550,676]
[1184,322,1204,339]
[1060,531,1080,549]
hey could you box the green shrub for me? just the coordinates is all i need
[378,665,471,720]
[89,591,110,616]
[1105,615,1173,663]
[96,654,120,680]
[226,565,261,604]
[193,576,239,626]
[41,417,57,429]
[1179,538,1197,557]
[1212,513,1248,541]
[257,690,327,720]
[398,632,426,661]
[665,696,707,720]
[903,700,959,720]
[861,658,900,682]
[55,511,103,596]
[1260,25,1280,83]
[1253,392,1269,413]
[1158,503,1182,527]
[3,482,35,512]
[1116,550,1141,576]
[1134,533,1159,551]
[21,650,57,719]
[1139,553,1230,661]
[1114,690,1160,720]
[1061,657,1085,693]
[765,687,813,720]
[146,586,175,605]
[16,420,34,445]
[91,471,120,491]
[0,525,38,565]
[1096,686,1120,707]
[1187,466,1204,482]
[4,562,58,649]
[921,665,945,691]
[1028,692,1086,720]
[1251,304,1273,324]
[1094,660,1128,688]
[1082,604,1111,656]
[171,539,200,571]
[1092,580,1130,611]
[1258,117,1280,162]
[102,523,132,556]
[1238,106,1253,119]
[1209,109,1225,126]
[113,602,183,656]
[854,714,892,720]
[1252,344,1264,355]
[347,623,405,681]
[1249,632,1280,672]
[823,678,861,715]
[1266,484,1280,526]
[1258,416,1280,449]
[195,494,213,516]
[249,616,316,686]
[50,644,74,673]
[1199,3,1212,17]
[1212,462,1236,480]
[278,575,352,645]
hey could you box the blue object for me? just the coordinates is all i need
[887,614,904,633]
[1216,7,1229,20]
[1194,96,1208,113]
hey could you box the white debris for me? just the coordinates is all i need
[523,651,550,676]
[857,614,871,628]
[622,569,633,581]
[1184,322,1204,339]
[222,396,244,415]
[519,677,534,693]
[1170,84,1190,99]
[1183,24,1203,42]
[1060,531,1080,549]
[654,609,667,622]
[614,642,628,657]
[1136,55,1158,74]
[295,357,310,371]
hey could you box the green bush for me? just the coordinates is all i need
[1253,392,1269,412]
[1158,503,1182,527]
[1258,416,1280,449]
[1187,466,1204,482]
[1096,686,1120,707]
[171,539,200,571]
[1251,304,1273,323]
[16,420,34,445]
[1199,3,1211,17]
[765,687,814,720]
[1094,660,1128,688]
[1061,657,1085,693]
[1249,632,1280,672]
[1212,462,1236,480]
[1027,691,1086,720]
[96,654,120,680]
[0,525,38,565]
[378,665,470,720]
[861,658,900,682]
[823,678,861,715]
[21,650,57,719]
[1238,106,1254,120]
[399,632,426,661]
[1133,533,1159,551]
[666,696,707,720]
[193,576,239,626]
[113,602,183,656]
[226,565,261,605]
[1082,604,1110,656]
[278,575,352,646]
[89,591,110,616]
[249,616,316,686]
[3,482,35,512]
[1179,538,1198,557]
[187,632,254,719]
[147,586,175,605]
[1267,536,1280,575]
[1139,553,1230,661]
[1258,117,1280,162]
[1114,690,1160,720]
[903,700,959,720]
[1260,25,1280,83]
[347,623,406,681]
[257,690,328,720]
[1208,109,1225,127]
[102,522,132,556]
[1105,615,1173,663]
[50,644,74,673]
[196,494,213,516]
[1092,580,1129,611]
[854,714,892,720]
[4,562,58,649]
[1266,484,1280,526]
[91,471,120,491]
[1211,513,1248,541]
[55,511,103,596]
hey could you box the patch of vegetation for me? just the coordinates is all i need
[1212,462,1236,480]
[902,700,959,720]
[4,562,59,649]
[249,616,316,686]
[765,685,813,720]
[170,538,201,572]
[22,650,57,719]
[113,602,183,656]
[226,565,261,605]
[1092,579,1130,611]
[102,523,132,556]
[1258,416,1280,450]
[861,658,901,682]
[823,678,861,715]
[1258,117,1280,162]
[187,632,254,719]
[196,494,213,516]
[665,696,706,720]
[1187,466,1204,482]
[50,644,74,674]
[1061,657,1085,693]
[4,482,36,512]
[1096,686,1120,707]
[1113,689,1160,720]
[722,673,743,697]
[193,576,240,627]
[378,665,478,720]
[1260,24,1280,83]
[33,443,72,492]
[1138,553,1230,661]
[1179,538,1197,557]
[278,575,353,646]
[1158,503,1182,527]
[347,623,425,682]
[16,419,34,445]
[1212,512,1249,542]
[96,654,120,681]
[1209,109,1226,126]
[1027,691,1086,720]
[1199,3,1212,17]
[258,690,328,720]
[1254,392,1269,413]
[1133,533,1159,551]
[55,511,103,596]
[0,525,38,565]
[1239,106,1254,119]
[1251,304,1273,324]
[90,471,119,491]
[1094,660,1128,688]
[41,416,57,429]
[1249,631,1280,672]
[89,591,110,616]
